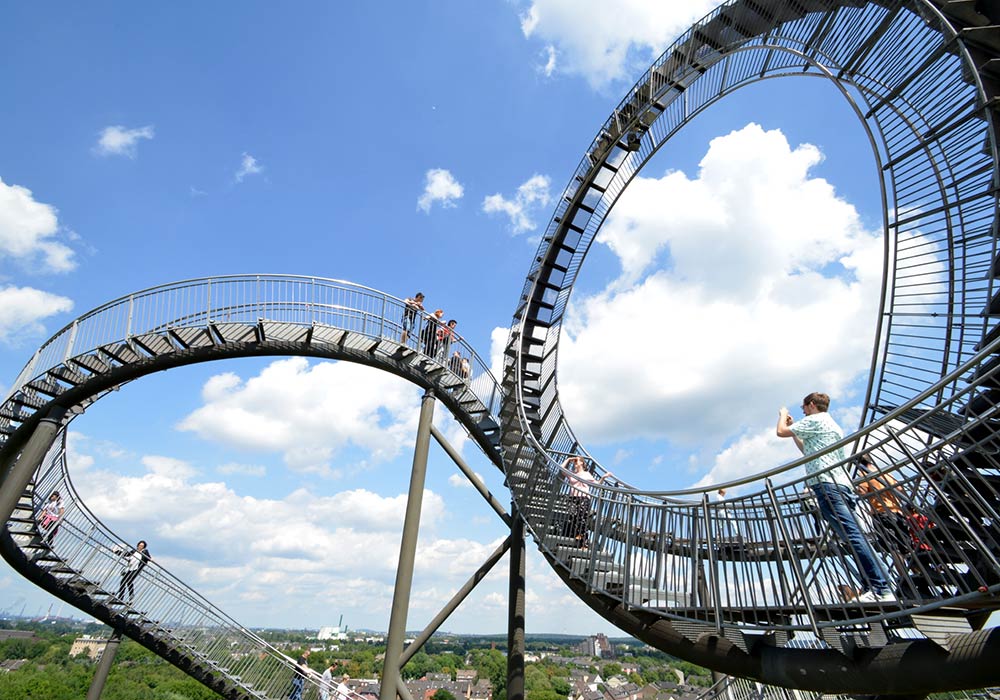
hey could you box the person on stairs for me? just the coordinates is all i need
[561,456,613,548]
[113,540,151,603]
[777,392,893,604]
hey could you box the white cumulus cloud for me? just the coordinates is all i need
[0,176,76,273]
[417,168,464,213]
[0,285,73,345]
[482,174,551,234]
[448,471,485,489]
[177,358,422,475]
[94,125,155,158]
[559,123,884,460]
[517,0,721,88]
[235,152,264,182]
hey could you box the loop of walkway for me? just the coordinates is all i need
[502,0,1000,693]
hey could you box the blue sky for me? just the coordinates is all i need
[1,2,889,635]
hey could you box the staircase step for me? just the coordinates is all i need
[211,322,258,343]
[10,391,46,410]
[70,353,112,375]
[24,377,64,398]
[260,321,310,343]
[99,342,145,365]
[48,365,88,386]
[310,325,347,345]
[168,326,215,348]
[911,609,975,650]
[132,332,176,356]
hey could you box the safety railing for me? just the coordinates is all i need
[19,440,344,699]
[503,0,1000,637]
[697,672,1000,700]
[1,275,504,446]
[508,329,1000,633]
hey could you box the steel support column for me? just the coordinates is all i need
[506,505,525,700]
[0,406,66,523]
[85,631,123,700]
[380,390,436,700]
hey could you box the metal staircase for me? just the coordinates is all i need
[0,276,505,700]
[3,1,1000,697]
[501,0,1000,694]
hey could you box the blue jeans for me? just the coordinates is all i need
[811,482,891,594]
[289,676,304,700]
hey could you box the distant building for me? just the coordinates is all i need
[639,681,702,700]
[469,678,492,700]
[577,634,614,659]
[455,669,478,683]
[70,635,110,661]
[318,625,348,641]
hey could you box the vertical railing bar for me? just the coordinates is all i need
[765,479,823,640]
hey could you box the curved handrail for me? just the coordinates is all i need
[3,274,498,411]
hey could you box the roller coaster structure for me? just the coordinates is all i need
[3,0,1000,698]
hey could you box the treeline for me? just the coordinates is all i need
[0,637,223,700]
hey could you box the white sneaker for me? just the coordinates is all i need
[855,589,894,603]
[854,590,879,603]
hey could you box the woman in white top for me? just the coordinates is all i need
[39,491,65,544]
[115,540,151,602]
[561,456,612,547]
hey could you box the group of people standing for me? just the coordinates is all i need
[400,292,470,378]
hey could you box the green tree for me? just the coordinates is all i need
[432,689,457,700]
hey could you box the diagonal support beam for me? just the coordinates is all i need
[430,424,510,526]
[86,630,123,700]
[399,537,512,668]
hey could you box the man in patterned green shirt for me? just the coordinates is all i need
[777,392,892,603]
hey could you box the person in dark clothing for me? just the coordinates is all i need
[289,649,311,700]
[114,540,151,601]
[420,309,444,358]
[400,292,425,344]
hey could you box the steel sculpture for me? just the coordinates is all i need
[3,0,1000,698]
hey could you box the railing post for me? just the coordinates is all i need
[380,390,436,700]
[764,479,823,640]
[701,493,723,632]
[85,630,123,700]
[63,320,79,362]
[379,295,387,339]
[126,295,134,339]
